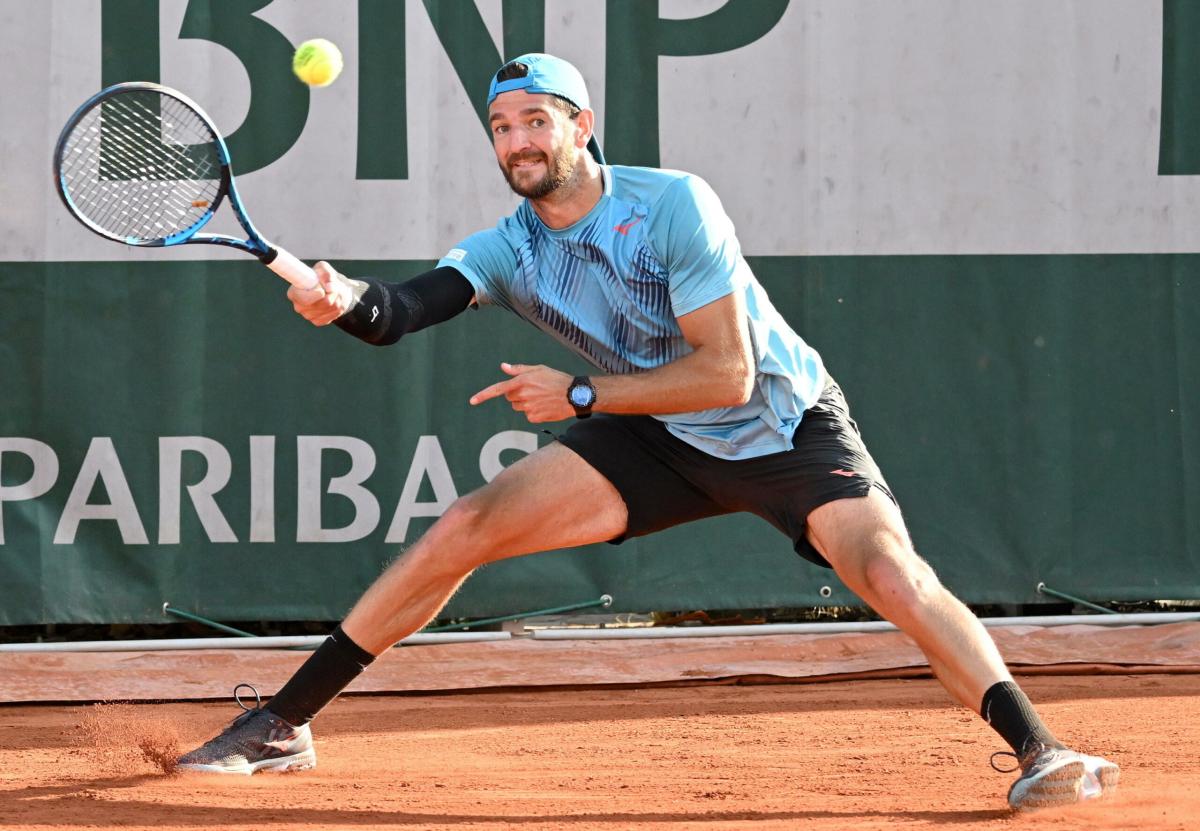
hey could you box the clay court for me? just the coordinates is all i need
[1,624,1197,830]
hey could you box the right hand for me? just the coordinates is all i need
[289,261,356,326]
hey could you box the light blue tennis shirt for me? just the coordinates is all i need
[438,165,826,460]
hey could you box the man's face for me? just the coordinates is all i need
[488,91,580,199]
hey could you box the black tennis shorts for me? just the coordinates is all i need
[555,378,895,567]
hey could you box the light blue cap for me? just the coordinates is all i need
[487,53,605,164]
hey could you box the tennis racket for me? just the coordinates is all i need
[53,81,319,292]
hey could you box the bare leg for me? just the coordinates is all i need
[342,442,628,654]
[805,488,1011,711]
[176,442,630,773]
[807,496,1123,811]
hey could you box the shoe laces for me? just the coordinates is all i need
[990,751,1020,774]
[990,738,1051,774]
[208,684,270,739]
[233,682,264,713]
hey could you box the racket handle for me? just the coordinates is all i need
[264,246,321,292]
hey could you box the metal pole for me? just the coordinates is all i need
[0,631,513,653]
[423,594,614,632]
[161,603,260,637]
[1036,582,1119,615]
[530,610,1200,639]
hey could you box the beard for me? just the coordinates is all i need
[500,144,578,199]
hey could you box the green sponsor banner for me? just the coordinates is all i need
[1,254,1197,624]
[5,1,1200,625]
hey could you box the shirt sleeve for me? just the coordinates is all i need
[436,228,519,312]
[652,174,748,318]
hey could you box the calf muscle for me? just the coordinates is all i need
[341,442,627,654]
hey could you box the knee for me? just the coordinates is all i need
[419,491,509,571]
[427,487,520,571]
[860,545,945,612]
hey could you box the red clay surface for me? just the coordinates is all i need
[0,674,1195,830]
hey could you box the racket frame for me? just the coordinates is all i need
[53,81,316,288]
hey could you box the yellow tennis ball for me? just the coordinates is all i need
[293,38,343,87]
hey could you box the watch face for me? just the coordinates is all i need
[569,384,595,407]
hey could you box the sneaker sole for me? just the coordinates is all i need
[1008,759,1086,810]
[1082,757,1120,798]
[178,749,317,776]
[1095,765,1120,792]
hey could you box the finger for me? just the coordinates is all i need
[470,380,514,405]
[293,307,331,326]
[313,261,340,289]
[310,309,341,327]
[288,283,327,307]
[500,362,532,375]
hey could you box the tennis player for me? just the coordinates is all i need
[178,54,1119,811]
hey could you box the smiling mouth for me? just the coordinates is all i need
[509,156,545,171]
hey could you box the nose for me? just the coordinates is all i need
[507,124,532,153]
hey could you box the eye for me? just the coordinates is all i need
[530,117,546,128]
[492,124,509,136]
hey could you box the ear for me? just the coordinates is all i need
[575,109,595,151]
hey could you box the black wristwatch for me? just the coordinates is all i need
[566,375,597,419]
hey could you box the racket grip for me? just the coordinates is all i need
[264,246,320,292]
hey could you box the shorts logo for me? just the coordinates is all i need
[830,468,858,478]
[445,248,467,262]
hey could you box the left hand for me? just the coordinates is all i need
[470,363,575,423]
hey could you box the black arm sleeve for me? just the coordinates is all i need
[334,266,475,346]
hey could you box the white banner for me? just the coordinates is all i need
[3,0,1197,261]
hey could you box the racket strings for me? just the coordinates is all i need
[67,96,219,238]
[80,101,210,207]
[69,95,218,231]
[65,113,216,239]
[78,105,214,236]
[59,91,223,242]
[69,118,200,235]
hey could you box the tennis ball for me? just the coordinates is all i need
[293,38,343,87]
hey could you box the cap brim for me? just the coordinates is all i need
[586,135,606,165]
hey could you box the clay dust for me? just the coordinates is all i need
[75,702,182,775]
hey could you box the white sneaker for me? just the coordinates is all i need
[177,684,316,775]
[994,744,1119,811]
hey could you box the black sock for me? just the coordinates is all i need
[981,680,1064,757]
[266,626,377,726]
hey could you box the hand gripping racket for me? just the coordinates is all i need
[53,81,319,292]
